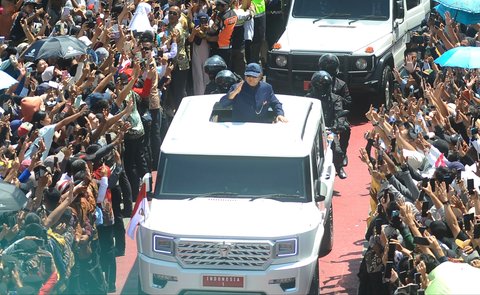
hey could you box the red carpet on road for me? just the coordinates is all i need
[319,120,372,294]
[114,120,373,295]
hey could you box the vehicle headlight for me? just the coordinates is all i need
[275,55,288,67]
[153,234,175,255]
[274,238,298,257]
[355,58,368,70]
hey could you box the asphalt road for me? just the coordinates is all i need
[113,97,373,295]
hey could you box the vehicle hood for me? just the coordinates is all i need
[143,198,322,238]
[281,19,391,53]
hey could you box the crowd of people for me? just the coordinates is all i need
[0,0,284,293]
[358,10,480,295]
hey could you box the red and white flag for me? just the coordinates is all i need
[126,173,152,240]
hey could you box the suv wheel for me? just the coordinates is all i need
[308,260,320,295]
[380,64,393,109]
[319,204,334,257]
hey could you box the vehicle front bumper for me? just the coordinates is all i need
[267,67,377,96]
[138,252,318,295]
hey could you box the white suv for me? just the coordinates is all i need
[137,94,335,294]
[267,0,431,105]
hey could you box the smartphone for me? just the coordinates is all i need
[418,190,425,202]
[419,226,427,235]
[387,242,396,262]
[413,236,430,246]
[473,223,480,239]
[421,201,429,217]
[429,179,436,192]
[377,150,384,166]
[464,213,474,231]
[408,258,414,271]
[467,178,475,193]
[375,219,382,235]
[384,261,393,280]
[456,170,462,181]
[62,7,71,18]
[414,272,422,285]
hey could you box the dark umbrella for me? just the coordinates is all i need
[21,36,88,62]
[0,182,27,213]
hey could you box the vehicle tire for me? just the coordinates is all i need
[379,64,394,109]
[319,204,333,258]
[308,260,320,295]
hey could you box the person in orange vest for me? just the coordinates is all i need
[206,0,238,68]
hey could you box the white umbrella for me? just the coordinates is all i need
[0,70,18,90]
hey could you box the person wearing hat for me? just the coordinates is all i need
[219,62,287,123]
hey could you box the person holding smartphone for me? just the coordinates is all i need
[188,12,211,96]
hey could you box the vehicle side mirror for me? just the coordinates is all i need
[394,0,404,19]
[314,180,325,202]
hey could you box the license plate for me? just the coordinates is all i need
[304,81,311,91]
[203,275,244,288]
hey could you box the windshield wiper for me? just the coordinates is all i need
[348,15,388,25]
[313,13,351,24]
[251,194,303,201]
[189,192,238,200]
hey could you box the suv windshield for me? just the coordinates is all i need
[156,154,309,201]
[293,0,389,20]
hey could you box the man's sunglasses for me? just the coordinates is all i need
[142,47,152,51]
[168,11,178,16]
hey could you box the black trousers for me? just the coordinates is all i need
[339,126,351,155]
[97,225,116,288]
[111,184,126,254]
[118,168,132,213]
[124,135,149,199]
[250,14,266,64]
[169,67,189,110]
[150,108,162,170]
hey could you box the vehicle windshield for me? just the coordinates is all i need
[293,0,389,20]
[156,154,309,201]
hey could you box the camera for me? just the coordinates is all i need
[471,127,478,135]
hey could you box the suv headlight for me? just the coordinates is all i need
[355,58,368,70]
[275,55,288,67]
[274,238,298,257]
[153,234,175,255]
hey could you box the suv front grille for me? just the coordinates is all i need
[176,240,272,270]
[291,54,348,72]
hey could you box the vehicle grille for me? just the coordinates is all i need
[290,53,348,72]
[176,240,272,270]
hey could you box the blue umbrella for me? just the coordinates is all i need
[0,70,18,90]
[435,0,480,25]
[434,46,480,69]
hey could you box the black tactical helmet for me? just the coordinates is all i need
[318,54,340,77]
[311,71,332,95]
[215,70,238,92]
[204,55,228,78]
